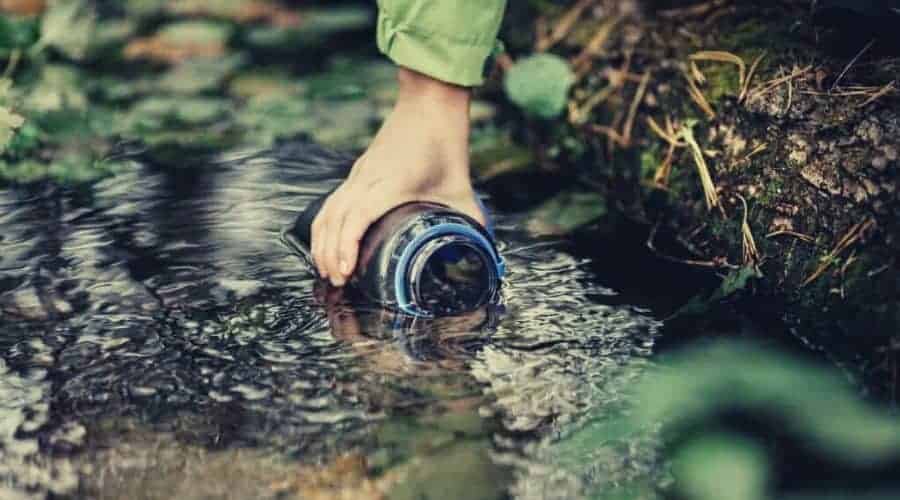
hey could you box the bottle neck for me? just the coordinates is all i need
[403,235,500,317]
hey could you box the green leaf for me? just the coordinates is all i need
[672,434,769,500]
[526,190,608,235]
[0,79,25,152]
[156,20,232,47]
[245,7,373,50]
[676,266,762,316]
[632,342,900,463]
[34,0,96,60]
[0,14,40,52]
[128,96,230,130]
[22,65,88,113]
[504,54,575,119]
[0,105,26,154]
[157,55,245,94]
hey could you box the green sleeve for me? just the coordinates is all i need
[376,0,507,87]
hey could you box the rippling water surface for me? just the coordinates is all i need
[0,140,660,499]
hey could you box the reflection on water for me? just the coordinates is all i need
[0,140,659,499]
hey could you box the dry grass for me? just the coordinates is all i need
[572,17,622,77]
[679,121,721,211]
[802,219,876,287]
[684,69,717,119]
[737,194,760,267]
[536,0,598,52]
[647,115,686,187]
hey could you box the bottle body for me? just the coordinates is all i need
[284,196,504,317]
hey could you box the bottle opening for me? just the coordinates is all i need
[409,238,497,316]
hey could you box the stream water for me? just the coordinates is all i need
[0,140,661,499]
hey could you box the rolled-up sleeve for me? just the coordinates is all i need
[376,0,507,87]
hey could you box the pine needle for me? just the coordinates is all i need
[801,219,876,287]
[858,81,896,108]
[537,0,597,52]
[739,52,766,104]
[690,50,747,90]
[737,194,760,267]
[647,116,685,187]
[679,120,720,210]
[684,69,716,119]
[572,16,620,75]
[621,71,651,146]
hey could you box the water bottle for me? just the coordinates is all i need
[282,191,505,317]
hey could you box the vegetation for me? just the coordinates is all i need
[0,0,385,184]
[489,0,900,400]
[2,1,899,499]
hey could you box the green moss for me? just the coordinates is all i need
[640,145,663,180]
[698,63,742,104]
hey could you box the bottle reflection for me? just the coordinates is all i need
[316,283,503,374]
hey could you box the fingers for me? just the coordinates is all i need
[312,187,348,286]
[335,193,415,284]
[312,183,413,288]
[311,193,335,279]
[323,196,347,286]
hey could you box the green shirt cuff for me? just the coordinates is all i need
[376,0,506,87]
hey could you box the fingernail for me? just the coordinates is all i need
[340,260,351,275]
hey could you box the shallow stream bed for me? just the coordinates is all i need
[0,140,660,499]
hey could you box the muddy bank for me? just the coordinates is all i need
[481,0,900,399]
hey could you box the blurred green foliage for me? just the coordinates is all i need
[0,0,379,185]
[504,53,575,118]
[551,341,900,500]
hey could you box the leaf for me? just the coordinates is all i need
[22,65,87,113]
[676,266,762,316]
[128,96,230,129]
[0,105,26,153]
[0,13,40,51]
[157,55,245,94]
[632,342,900,463]
[34,0,96,60]
[504,54,575,119]
[526,190,607,235]
[714,265,761,300]
[124,20,232,64]
[245,7,372,50]
[672,434,769,500]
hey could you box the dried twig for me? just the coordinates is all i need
[690,51,747,90]
[679,120,720,211]
[801,219,876,287]
[684,69,716,119]
[572,16,620,76]
[858,81,896,108]
[537,0,597,52]
[569,85,616,125]
[766,230,815,243]
[658,0,729,19]
[646,223,739,269]
[621,71,651,146]
[737,194,760,267]
[830,39,875,93]
[739,52,766,103]
[647,116,685,187]
[746,65,812,103]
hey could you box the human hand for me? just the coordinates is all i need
[311,68,485,287]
